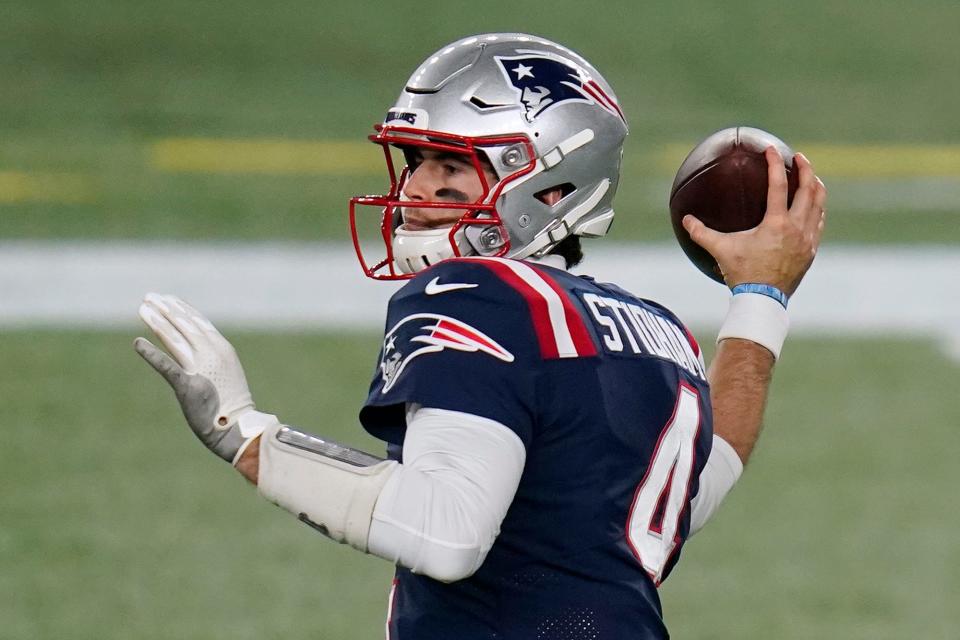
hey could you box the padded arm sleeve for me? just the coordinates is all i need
[258,423,399,550]
[367,406,527,583]
[689,435,743,536]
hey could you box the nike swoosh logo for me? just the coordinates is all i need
[424,277,479,295]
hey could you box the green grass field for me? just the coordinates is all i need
[3,331,957,638]
[2,0,959,242]
[3,1,958,637]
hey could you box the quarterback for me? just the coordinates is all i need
[136,34,825,639]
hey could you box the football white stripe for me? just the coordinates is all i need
[488,257,579,358]
[8,243,958,365]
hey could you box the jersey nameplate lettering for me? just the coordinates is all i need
[580,293,706,380]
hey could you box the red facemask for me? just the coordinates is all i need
[349,124,537,280]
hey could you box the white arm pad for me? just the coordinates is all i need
[258,423,398,551]
[716,292,790,360]
[688,435,743,536]
[367,407,526,583]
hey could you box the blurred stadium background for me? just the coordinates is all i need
[2,1,957,638]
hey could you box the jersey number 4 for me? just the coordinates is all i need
[625,383,702,585]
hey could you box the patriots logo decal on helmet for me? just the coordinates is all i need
[379,313,514,393]
[495,54,625,123]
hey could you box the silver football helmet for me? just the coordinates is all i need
[350,33,629,280]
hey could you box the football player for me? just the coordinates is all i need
[136,33,825,639]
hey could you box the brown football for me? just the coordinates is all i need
[668,126,799,284]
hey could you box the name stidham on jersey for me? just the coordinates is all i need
[580,292,707,381]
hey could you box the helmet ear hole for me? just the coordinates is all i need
[534,183,576,206]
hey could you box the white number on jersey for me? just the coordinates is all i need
[625,383,702,584]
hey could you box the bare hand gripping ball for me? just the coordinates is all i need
[668,126,799,284]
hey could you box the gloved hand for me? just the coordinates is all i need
[134,293,278,465]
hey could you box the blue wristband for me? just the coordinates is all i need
[731,283,789,308]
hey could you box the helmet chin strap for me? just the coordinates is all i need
[392,226,470,274]
[392,217,510,275]
[393,194,506,274]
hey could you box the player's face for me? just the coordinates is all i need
[399,148,499,230]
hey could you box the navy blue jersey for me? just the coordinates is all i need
[360,257,713,640]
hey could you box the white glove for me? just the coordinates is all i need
[134,293,278,465]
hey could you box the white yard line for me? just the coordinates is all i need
[1,241,957,356]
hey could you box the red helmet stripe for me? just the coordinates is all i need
[582,80,626,123]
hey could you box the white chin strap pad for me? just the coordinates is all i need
[392,226,463,274]
[258,423,398,551]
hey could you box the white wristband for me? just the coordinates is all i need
[716,292,790,360]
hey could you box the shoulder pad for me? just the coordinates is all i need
[389,257,597,360]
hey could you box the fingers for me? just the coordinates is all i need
[145,293,209,347]
[805,183,827,245]
[139,298,197,371]
[134,337,186,387]
[157,294,218,334]
[790,151,827,240]
[682,214,725,255]
[163,295,233,352]
[789,152,827,236]
[175,297,220,336]
[144,293,230,354]
[786,152,815,216]
[764,146,788,218]
[795,152,817,191]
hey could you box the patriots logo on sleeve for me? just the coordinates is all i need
[494,53,625,123]
[379,313,514,393]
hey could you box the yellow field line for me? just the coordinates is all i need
[152,137,960,178]
[802,145,960,178]
[4,140,956,204]
[659,143,960,178]
[0,171,97,204]
[1,140,954,208]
